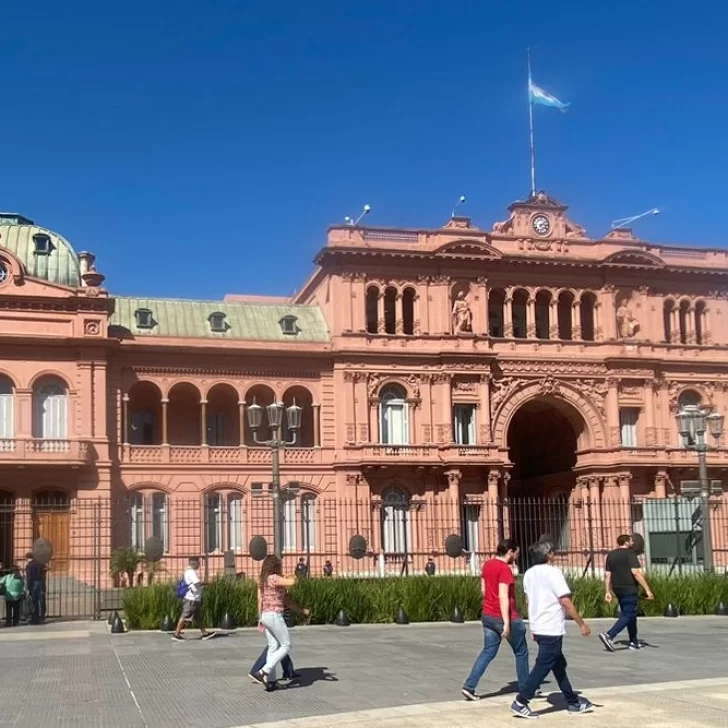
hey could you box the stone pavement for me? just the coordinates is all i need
[0,617,726,727]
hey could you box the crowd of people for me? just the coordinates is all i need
[170,532,654,718]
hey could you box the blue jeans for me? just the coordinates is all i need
[251,647,295,678]
[464,616,529,693]
[29,582,45,623]
[607,593,638,643]
[516,635,578,706]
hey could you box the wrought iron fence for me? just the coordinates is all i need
[0,493,725,620]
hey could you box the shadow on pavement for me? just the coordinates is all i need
[285,667,338,688]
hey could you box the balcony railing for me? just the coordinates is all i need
[0,438,93,464]
[121,445,322,466]
[345,444,494,463]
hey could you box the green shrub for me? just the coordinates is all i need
[121,573,728,629]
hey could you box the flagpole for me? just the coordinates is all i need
[527,48,536,196]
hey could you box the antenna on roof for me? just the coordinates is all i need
[611,207,660,229]
[451,195,466,218]
[345,204,371,227]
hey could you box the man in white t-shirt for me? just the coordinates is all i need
[172,557,217,642]
[510,541,593,720]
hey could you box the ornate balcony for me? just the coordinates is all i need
[120,445,322,466]
[0,438,93,465]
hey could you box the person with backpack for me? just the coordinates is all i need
[172,557,217,642]
[2,565,25,627]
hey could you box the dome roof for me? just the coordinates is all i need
[0,214,81,287]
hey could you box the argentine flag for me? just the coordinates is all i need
[529,80,569,111]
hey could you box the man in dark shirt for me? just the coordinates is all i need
[599,534,654,652]
[294,557,308,579]
[25,553,47,624]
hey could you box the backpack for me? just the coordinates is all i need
[176,578,189,599]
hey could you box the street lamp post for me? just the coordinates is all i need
[675,404,725,573]
[247,399,303,559]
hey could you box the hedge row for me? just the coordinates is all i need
[121,574,728,630]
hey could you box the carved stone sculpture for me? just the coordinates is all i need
[616,298,639,338]
[451,291,473,334]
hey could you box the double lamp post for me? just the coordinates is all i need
[247,399,302,560]
[675,404,724,573]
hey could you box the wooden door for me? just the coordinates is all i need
[35,512,70,573]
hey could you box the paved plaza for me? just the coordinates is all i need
[0,617,727,727]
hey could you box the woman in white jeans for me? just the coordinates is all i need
[252,555,298,686]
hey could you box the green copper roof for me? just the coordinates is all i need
[0,218,81,287]
[110,297,330,342]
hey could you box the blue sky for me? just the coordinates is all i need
[1,1,726,299]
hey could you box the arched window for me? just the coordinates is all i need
[381,487,410,554]
[512,290,528,339]
[402,288,416,335]
[379,385,409,445]
[663,299,675,343]
[557,292,573,340]
[695,301,706,345]
[129,491,168,552]
[0,376,13,444]
[365,286,379,334]
[488,289,505,337]
[32,378,68,441]
[204,491,244,553]
[677,390,703,448]
[383,287,397,335]
[535,290,551,339]
[580,292,596,342]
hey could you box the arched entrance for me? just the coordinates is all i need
[506,397,586,561]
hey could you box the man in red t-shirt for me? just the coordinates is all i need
[462,538,538,701]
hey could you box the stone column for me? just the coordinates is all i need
[701,306,712,344]
[122,394,130,445]
[312,404,321,447]
[377,292,385,334]
[353,275,366,332]
[421,375,434,443]
[618,472,633,534]
[526,297,536,338]
[549,299,558,339]
[593,301,602,341]
[200,400,207,446]
[418,277,430,335]
[395,293,404,335]
[474,277,488,335]
[445,469,462,535]
[644,381,656,446]
[408,400,417,444]
[601,476,621,550]
[686,306,696,344]
[601,285,617,339]
[571,301,581,340]
[486,469,502,549]
[670,308,680,343]
[478,374,491,444]
[606,378,619,447]
[504,291,514,337]
[161,399,169,445]
[588,476,603,552]
[238,402,245,446]
[654,470,667,498]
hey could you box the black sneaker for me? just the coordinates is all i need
[461,687,481,701]
[171,634,185,642]
[598,632,616,652]
[265,681,279,692]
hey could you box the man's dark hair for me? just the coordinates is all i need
[529,540,554,565]
[496,538,518,556]
[189,556,200,565]
[617,534,632,546]
[25,552,33,560]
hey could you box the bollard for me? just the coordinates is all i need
[395,606,409,625]
[160,615,175,632]
[334,609,351,627]
[663,602,679,618]
[110,612,126,634]
[451,606,464,624]
[220,612,236,630]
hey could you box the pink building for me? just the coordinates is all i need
[0,192,726,609]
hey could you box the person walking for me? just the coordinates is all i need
[171,557,217,642]
[1,565,25,627]
[251,555,298,687]
[462,539,538,701]
[511,540,594,719]
[25,553,46,624]
[599,534,654,652]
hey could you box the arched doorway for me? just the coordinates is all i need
[506,397,586,564]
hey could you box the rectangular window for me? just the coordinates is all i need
[453,405,477,445]
[130,494,144,550]
[301,496,316,552]
[282,496,297,552]
[131,411,154,445]
[619,408,638,447]
[461,504,480,553]
[205,494,222,552]
[207,413,226,446]
[0,392,12,441]
[151,493,168,552]
[227,496,243,552]
[381,403,408,445]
